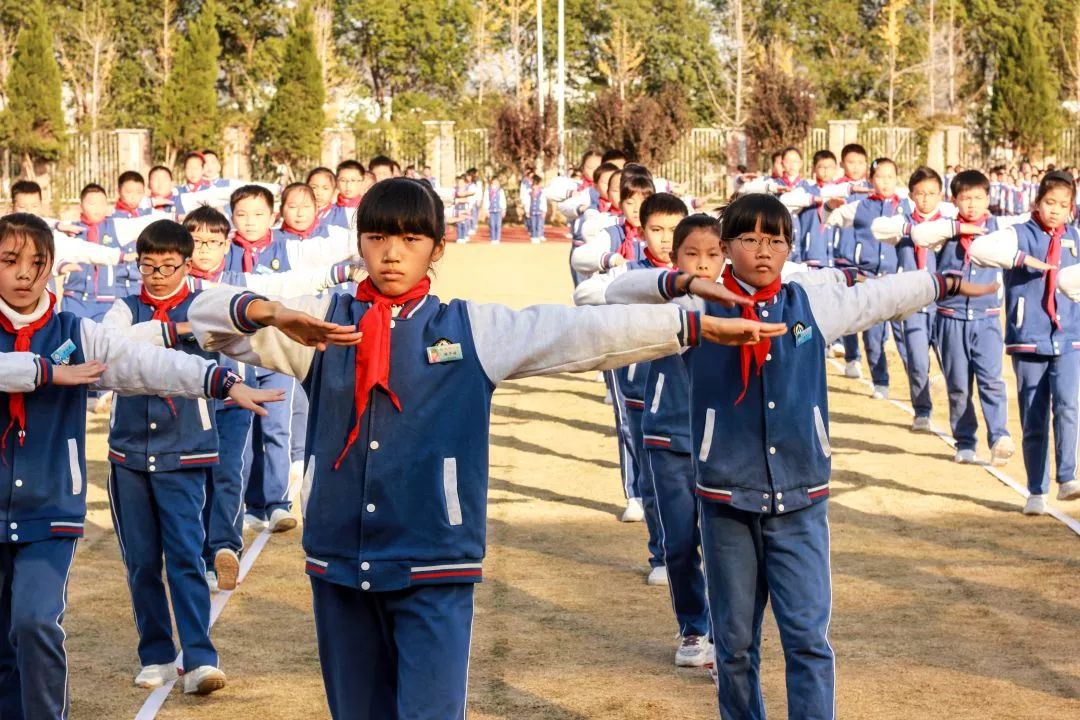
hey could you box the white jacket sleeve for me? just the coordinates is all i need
[968,227,1024,269]
[238,263,359,297]
[187,286,328,380]
[111,213,172,247]
[805,272,941,344]
[52,233,122,270]
[0,353,51,393]
[910,218,958,250]
[825,201,859,228]
[572,264,630,306]
[571,217,620,275]
[285,227,357,269]
[1057,264,1080,302]
[779,188,813,211]
[871,215,909,245]
[99,301,169,346]
[466,301,698,384]
[819,183,849,200]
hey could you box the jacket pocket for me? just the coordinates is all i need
[813,406,832,458]
[698,408,715,463]
[443,458,463,526]
[1015,297,1025,329]
[649,373,666,414]
[68,438,83,495]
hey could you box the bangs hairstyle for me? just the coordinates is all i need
[0,213,55,277]
[368,155,394,172]
[148,165,173,180]
[281,182,316,207]
[593,161,619,185]
[640,192,688,225]
[181,151,204,166]
[118,170,145,188]
[619,172,655,202]
[136,219,194,258]
[601,149,627,164]
[182,205,231,237]
[229,184,274,211]
[908,166,943,192]
[950,170,990,198]
[1035,170,1077,205]
[841,143,867,160]
[80,183,107,201]
[812,149,836,166]
[337,159,365,175]
[672,214,721,256]
[622,162,653,182]
[10,180,41,199]
[719,194,793,246]
[355,178,445,244]
[306,166,337,185]
[869,157,896,177]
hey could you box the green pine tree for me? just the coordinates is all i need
[156,0,221,164]
[990,0,1060,156]
[3,0,65,173]
[255,0,325,167]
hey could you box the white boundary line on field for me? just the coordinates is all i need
[826,358,1080,538]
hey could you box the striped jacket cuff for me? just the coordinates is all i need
[35,356,53,387]
[931,272,951,300]
[658,270,682,300]
[600,252,616,271]
[1012,250,1027,268]
[160,321,180,348]
[330,262,351,286]
[679,310,702,347]
[840,267,860,287]
[204,366,236,399]
[229,292,268,334]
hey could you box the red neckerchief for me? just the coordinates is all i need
[778,175,802,189]
[0,293,56,449]
[619,223,642,259]
[334,277,432,469]
[643,247,670,268]
[336,193,362,208]
[80,214,101,245]
[867,193,900,213]
[721,272,782,405]
[316,204,334,221]
[1034,213,1066,330]
[189,260,224,281]
[114,200,141,218]
[598,197,612,213]
[185,180,210,193]
[910,209,942,270]
[233,232,273,273]
[140,283,191,322]
[578,177,594,192]
[957,212,989,265]
[281,218,320,240]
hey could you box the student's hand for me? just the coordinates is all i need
[825,198,846,210]
[957,280,1000,297]
[249,300,363,350]
[58,262,82,275]
[227,384,285,417]
[122,251,139,262]
[683,276,753,308]
[700,317,787,345]
[1021,255,1056,272]
[958,223,988,236]
[56,222,82,236]
[52,361,107,386]
[849,185,872,194]
[174,322,193,335]
[608,254,627,267]
[349,263,368,283]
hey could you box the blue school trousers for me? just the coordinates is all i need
[108,465,217,672]
[700,499,834,720]
[646,449,709,637]
[624,406,663,569]
[847,323,889,387]
[934,316,1010,452]
[311,579,474,720]
[244,371,295,519]
[891,313,934,419]
[0,538,77,720]
[1013,352,1080,495]
[488,211,503,242]
[203,405,253,564]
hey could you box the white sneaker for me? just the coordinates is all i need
[675,635,714,667]
[243,513,268,532]
[954,449,978,464]
[620,498,645,522]
[844,360,863,379]
[1057,480,1080,501]
[646,566,669,586]
[182,665,227,695]
[911,416,932,432]
[990,436,1015,467]
[214,548,240,591]
[830,342,845,358]
[205,570,219,594]
[1023,494,1048,516]
[871,385,889,400]
[135,663,178,689]
[268,508,297,533]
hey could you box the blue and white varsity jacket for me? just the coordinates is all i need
[829,196,902,276]
[188,286,703,591]
[224,227,356,275]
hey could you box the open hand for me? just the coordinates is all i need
[701,317,787,345]
[227,385,285,417]
[1021,255,1056,272]
[958,280,1000,297]
[58,262,83,275]
[52,361,107,386]
[56,222,82,236]
[958,223,988,237]
[685,276,753,308]
[249,300,363,351]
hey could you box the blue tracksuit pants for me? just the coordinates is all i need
[244,372,295,519]
[1012,352,1080,495]
[934,316,1010,451]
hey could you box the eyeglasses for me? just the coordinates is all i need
[138,262,184,277]
[194,239,228,249]
[731,235,790,254]
[911,191,940,200]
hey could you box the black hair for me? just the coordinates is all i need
[531,173,542,185]
[0,213,54,278]
[148,165,173,180]
[80,183,107,201]
[355,178,445,245]
[580,149,602,168]
[182,206,231,237]
[812,150,836,166]
[306,166,336,185]
[841,143,868,160]
[281,182,316,207]
[117,170,145,189]
[1035,171,1077,206]
[593,161,619,185]
[201,149,219,158]
[181,151,204,166]
[781,146,802,159]
[368,155,394,172]
[869,157,896,178]
[672,214,722,257]
[907,166,943,192]
[336,159,365,175]
[950,170,991,198]
[640,192,688,226]
[601,149,627,164]
[391,161,402,175]
[619,171,655,202]
[136,219,194,258]
[622,162,654,181]
[229,184,274,211]
[770,150,784,162]
[719,193,793,246]
[10,180,41,199]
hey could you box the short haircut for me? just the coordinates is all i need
[201,149,219,158]
[136,219,194,258]
[771,150,784,162]
[336,159,365,175]
[672,214,722,257]
[148,165,173,180]
[841,143,868,160]
[619,171,655,202]
[368,155,394,172]
[640,192,688,225]
[182,151,205,166]
[0,213,54,278]
[720,193,793,246]
[601,149,627,164]
[80,183,107,201]
[306,166,337,185]
[781,146,802,158]
[593,161,619,185]
[869,157,896,177]
[117,170,145,189]
[182,205,231,237]
[10,180,41,199]
[229,184,274,211]
[907,166,943,192]
[355,178,445,245]
[580,150,602,167]
[812,150,836,166]
[281,182,316,206]
[622,162,654,182]
[950,170,990,198]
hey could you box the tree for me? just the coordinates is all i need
[744,52,815,156]
[586,84,691,167]
[492,97,557,172]
[216,0,286,117]
[156,0,220,164]
[56,0,119,132]
[255,0,325,169]
[989,0,1059,155]
[3,0,65,176]
[596,15,645,101]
